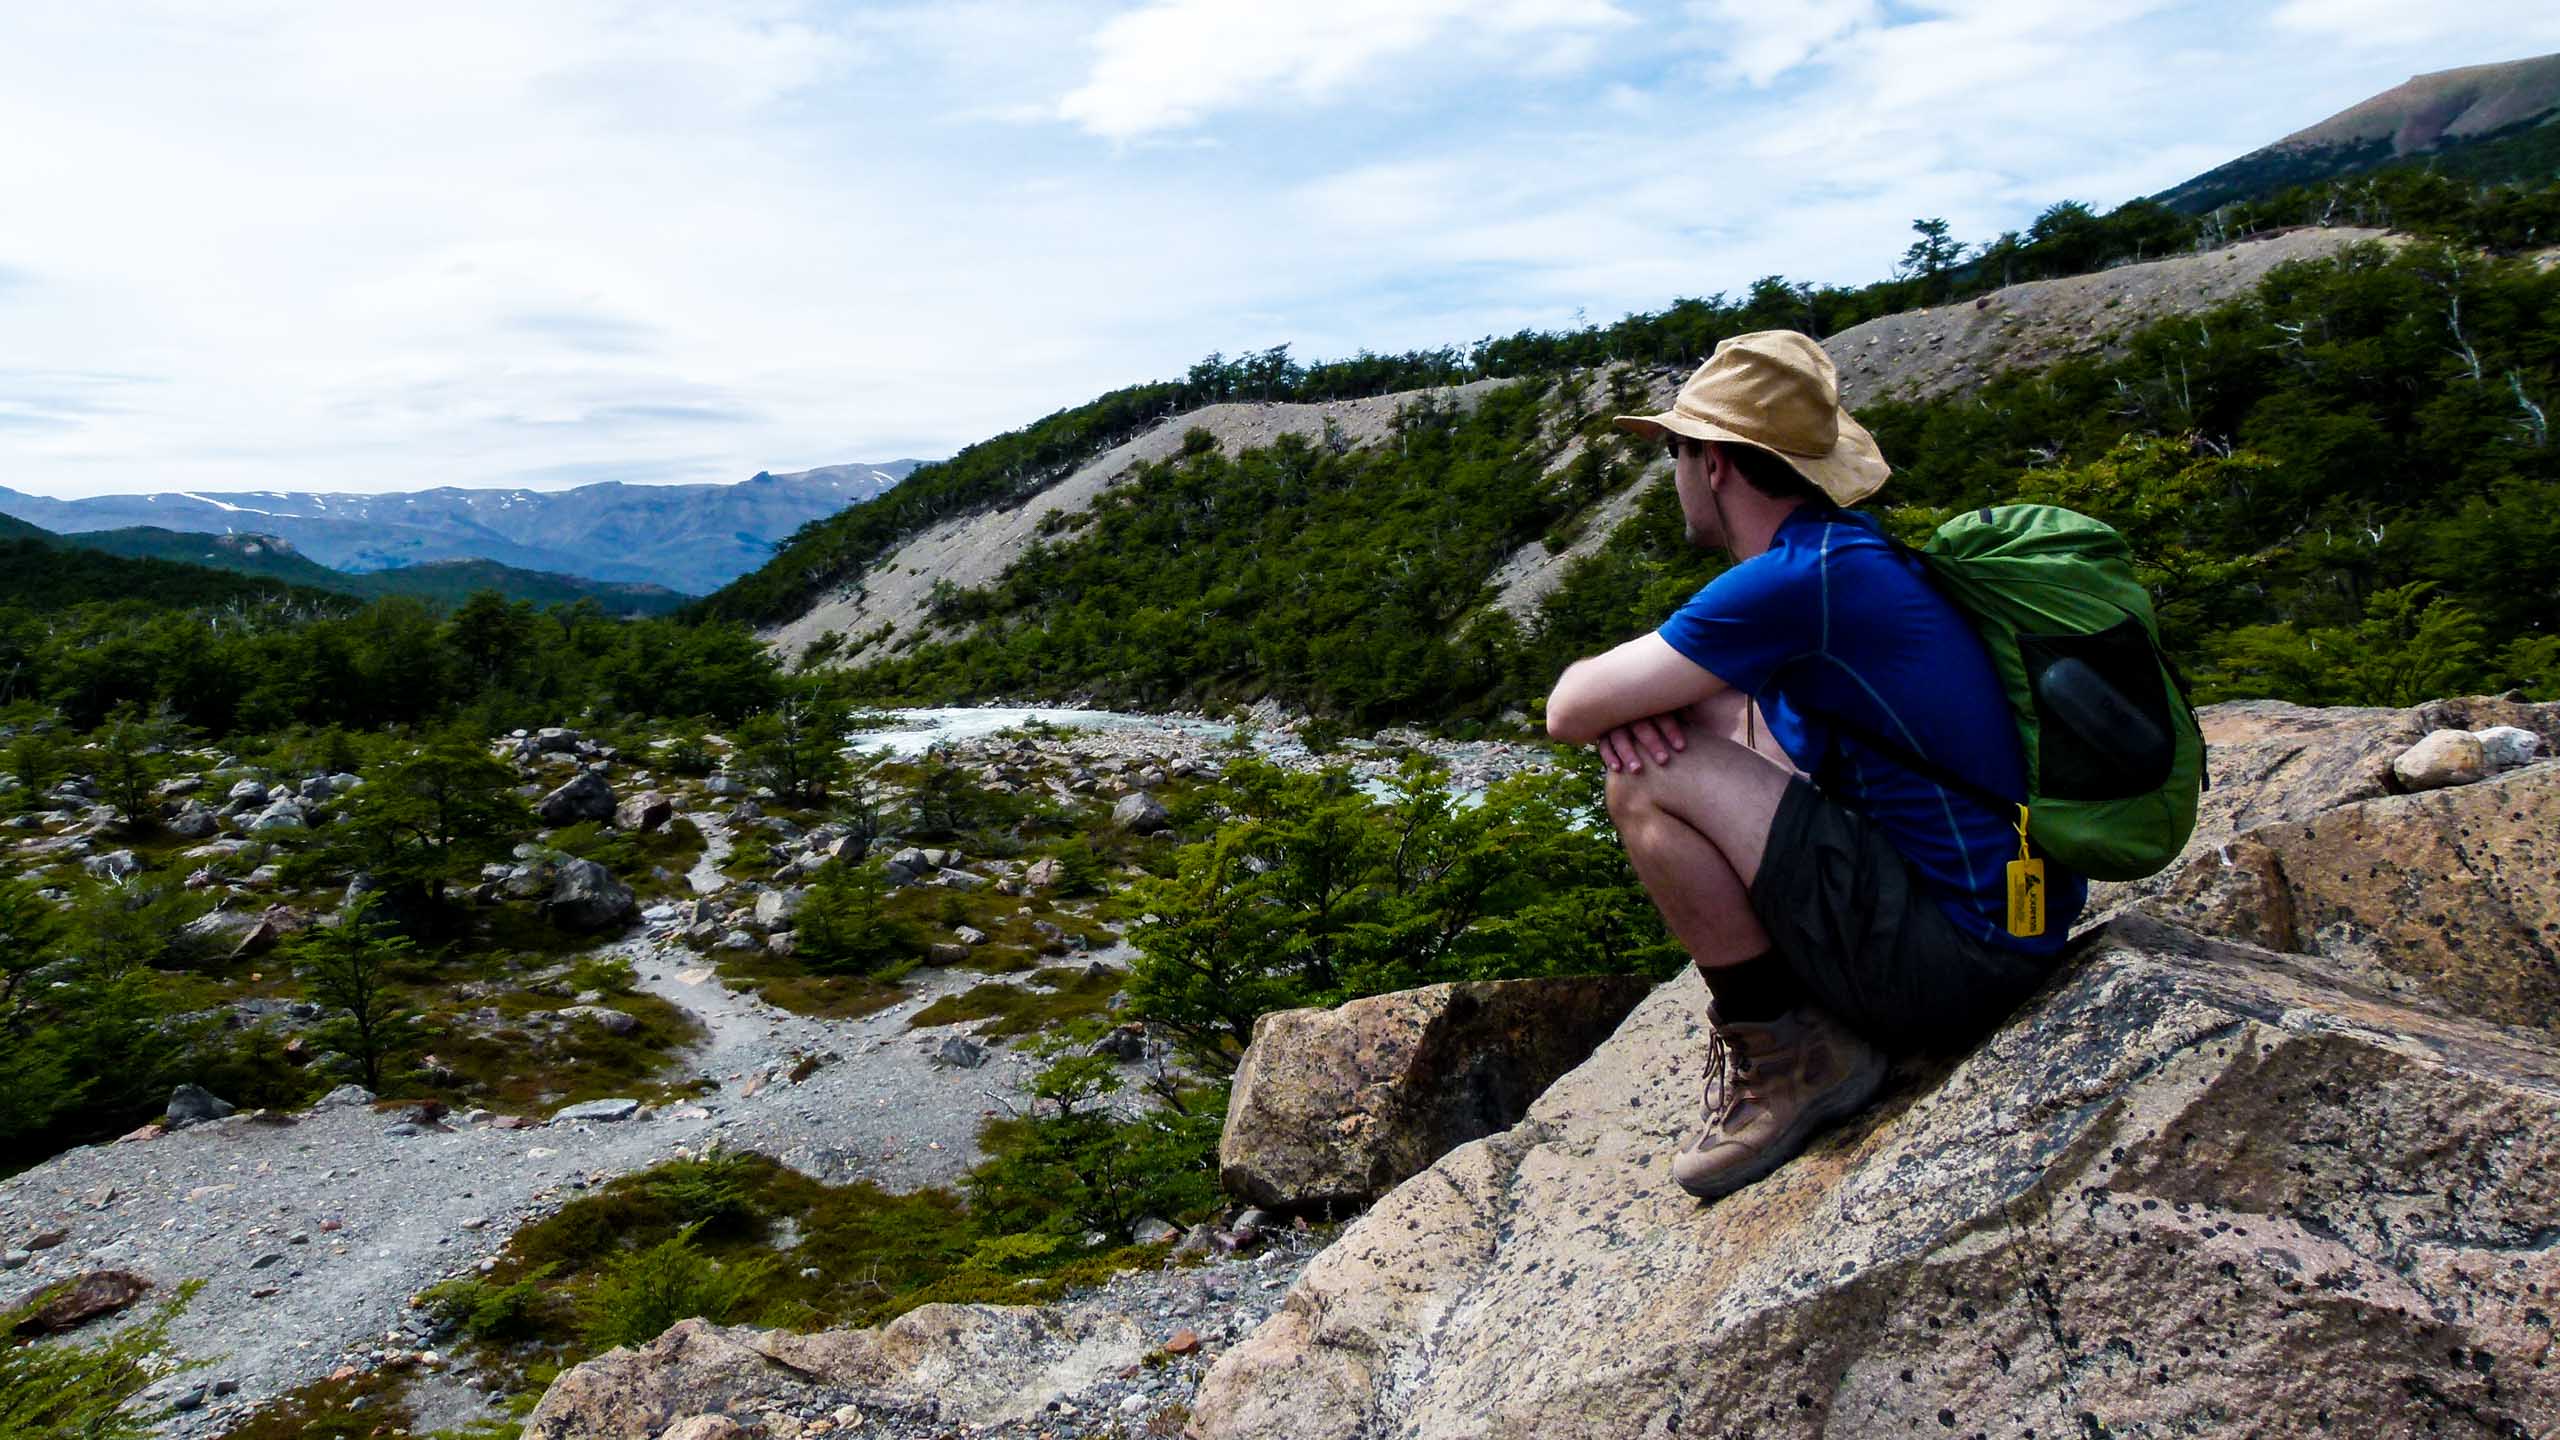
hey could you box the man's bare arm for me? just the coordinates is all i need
[1546,632,1733,752]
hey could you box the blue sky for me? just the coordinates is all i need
[3,0,2556,498]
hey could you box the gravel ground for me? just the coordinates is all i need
[864,1232,1323,1440]
[0,902,1049,1437]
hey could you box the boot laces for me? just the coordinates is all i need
[1703,1025,1764,1126]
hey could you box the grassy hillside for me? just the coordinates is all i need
[2156,53,2560,214]
[62,527,690,615]
[2157,112,2560,216]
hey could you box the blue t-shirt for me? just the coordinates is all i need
[1657,507,2085,954]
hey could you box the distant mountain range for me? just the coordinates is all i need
[0,461,921,596]
[2155,52,2560,213]
[52,527,691,615]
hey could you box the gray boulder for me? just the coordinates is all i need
[246,802,306,833]
[82,850,140,881]
[614,790,674,833]
[544,859,637,932]
[164,802,219,839]
[225,779,269,807]
[753,888,804,930]
[539,769,617,826]
[179,908,264,956]
[164,1084,235,1129]
[555,1097,640,1123]
[2476,724,2546,772]
[558,1005,640,1037]
[312,1084,375,1110]
[1111,792,1170,834]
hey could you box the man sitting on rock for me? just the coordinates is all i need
[1545,331,2085,1200]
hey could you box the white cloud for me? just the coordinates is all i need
[3,1,2557,500]
[2271,0,2560,53]
[1057,0,1634,139]
[1681,0,1879,86]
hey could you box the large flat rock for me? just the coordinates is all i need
[1188,916,2560,1438]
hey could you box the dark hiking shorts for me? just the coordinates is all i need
[1747,778,2052,1053]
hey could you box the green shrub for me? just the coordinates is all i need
[794,860,916,976]
[662,735,717,777]
[548,821,642,875]
[419,1265,557,1342]
[581,1223,773,1352]
[0,1278,201,1440]
[644,1145,763,1238]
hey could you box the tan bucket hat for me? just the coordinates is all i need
[1614,329,1890,507]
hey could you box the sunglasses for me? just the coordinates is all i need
[1663,437,1706,461]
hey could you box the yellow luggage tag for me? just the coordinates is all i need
[2005,804,2046,939]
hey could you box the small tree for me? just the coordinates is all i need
[964,1035,1221,1245]
[289,894,415,1092]
[734,694,849,806]
[1900,217,1962,298]
[6,724,67,808]
[85,705,190,831]
[333,736,534,912]
[0,874,65,1020]
[794,860,913,976]
[828,752,889,862]
[443,590,537,689]
[0,877,76,1152]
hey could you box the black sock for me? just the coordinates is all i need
[1698,950,1801,1023]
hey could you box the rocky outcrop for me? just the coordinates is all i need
[2088,693,2560,921]
[2144,762,2560,1028]
[522,1307,1150,1440]
[1219,976,1654,1213]
[1188,916,2560,1438]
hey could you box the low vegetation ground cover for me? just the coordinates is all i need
[416,1104,1221,1409]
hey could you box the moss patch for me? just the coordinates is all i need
[906,966,1123,1041]
[710,947,909,1020]
[423,991,707,1114]
[437,1147,1189,1408]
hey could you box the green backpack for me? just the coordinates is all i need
[1902,505,2207,882]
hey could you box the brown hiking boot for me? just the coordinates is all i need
[1673,1003,1886,1200]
